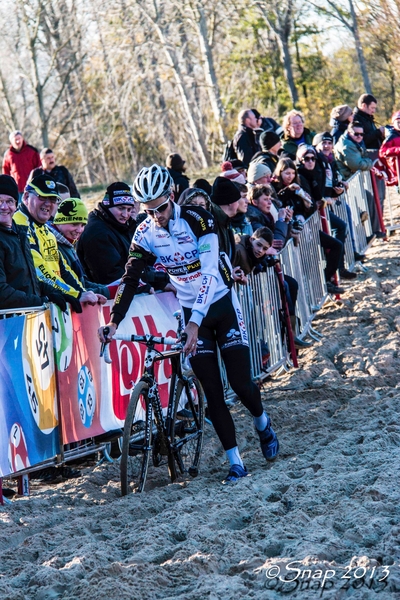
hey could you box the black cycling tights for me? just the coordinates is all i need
[183,292,264,451]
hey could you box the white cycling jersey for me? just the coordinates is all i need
[111,203,232,327]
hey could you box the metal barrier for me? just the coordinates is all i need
[384,156,400,234]
[330,199,356,271]
[341,171,372,255]
[235,269,287,382]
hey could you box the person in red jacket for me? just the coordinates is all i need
[2,131,41,199]
[378,111,400,185]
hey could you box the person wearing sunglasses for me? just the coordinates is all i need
[334,122,373,181]
[334,123,386,238]
[99,164,279,484]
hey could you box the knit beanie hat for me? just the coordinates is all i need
[166,153,185,171]
[211,177,241,206]
[220,161,247,184]
[296,144,317,162]
[102,182,135,207]
[260,130,281,151]
[54,198,88,224]
[330,104,353,122]
[247,162,271,184]
[312,131,333,147]
[0,174,18,203]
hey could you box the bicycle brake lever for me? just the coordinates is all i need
[180,332,188,349]
[100,326,110,357]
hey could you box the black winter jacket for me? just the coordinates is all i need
[167,168,189,202]
[77,205,136,284]
[0,223,58,309]
[353,107,383,150]
[233,126,259,168]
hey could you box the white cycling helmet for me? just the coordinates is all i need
[133,164,173,203]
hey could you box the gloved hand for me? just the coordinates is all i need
[46,291,67,312]
[68,296,83,314]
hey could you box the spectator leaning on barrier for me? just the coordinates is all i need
[281,110,315,160]
[30,148,80,198]
[0,174,70,311]
[13,174,100,311]
[209,177,244,277]
[2,131,41,198]
[334,122,373,181]
[330,105,353,145]
[166,153,189,202]
[247,184,292,248]
[77,182,138,285]
[378,111,400,186]
[353,93,385,151]
[297,144,356,281]
[314,132,366,264]
[48,198,109,300]
[232,109,260,168]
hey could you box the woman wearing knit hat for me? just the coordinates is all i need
[77,182,138,284]
[49,198,109,300]
[330,104,354,145]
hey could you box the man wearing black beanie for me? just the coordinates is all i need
[209,176,242,264]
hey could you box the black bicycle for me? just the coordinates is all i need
[100,316,204,495]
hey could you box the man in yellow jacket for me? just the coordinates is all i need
[14,174,104,310]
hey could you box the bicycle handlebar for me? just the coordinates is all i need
[100,331,186,364]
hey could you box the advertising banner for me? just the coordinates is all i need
[0,310,59,478]
[52,303,120,444]
[101,292,181,422]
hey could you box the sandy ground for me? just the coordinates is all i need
[2,208,400,599]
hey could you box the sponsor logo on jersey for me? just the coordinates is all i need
[198,243,211,253]
[167,259,201,276]
[129,251,144,259]
[177,234,194,244]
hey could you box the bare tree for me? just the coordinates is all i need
[253,0,300,107]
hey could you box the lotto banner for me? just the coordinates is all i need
[52,303,118,444]
[0,310,60,478]
[53,292,180,444]
[101,292,181,422]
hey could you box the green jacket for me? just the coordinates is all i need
[334,133,373,180]
[281,128,315,159]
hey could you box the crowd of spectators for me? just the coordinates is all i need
[0,92,395,360]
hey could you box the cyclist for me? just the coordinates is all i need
[98,164,279,483]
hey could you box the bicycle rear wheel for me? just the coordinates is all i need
[120,381,152,495]
[170,376,205,479]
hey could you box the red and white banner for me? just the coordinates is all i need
[101,292,181,422]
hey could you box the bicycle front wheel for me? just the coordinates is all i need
[120,381,152,495]
[170,376,205,479]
